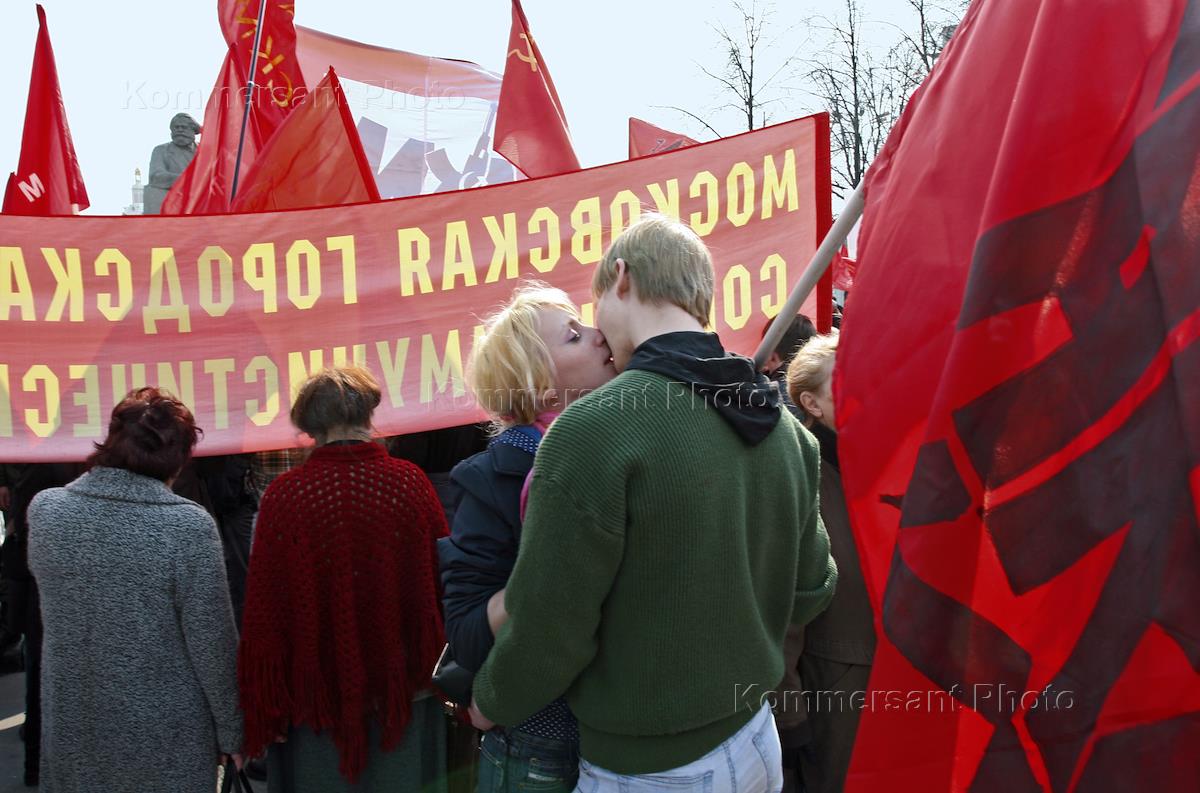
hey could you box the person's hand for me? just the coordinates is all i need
[468,698,495,731]
[0,485,10,512]
[486,589,509,634]
[220,752,245,770]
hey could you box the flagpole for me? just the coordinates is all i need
[753,180,866,370]
[229,0,268,203]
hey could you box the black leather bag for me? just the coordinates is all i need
[431,643,474,709]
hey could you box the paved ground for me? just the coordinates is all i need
[0,664,265,792]
[1,669,28,792]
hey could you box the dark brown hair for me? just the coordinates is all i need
[88,387,202,481]
[290,365,382,440]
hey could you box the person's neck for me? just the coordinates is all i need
[317,427,372,445]
[625,305,706,353]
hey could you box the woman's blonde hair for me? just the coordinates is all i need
[468,283,579,429]
[786,332,839,420]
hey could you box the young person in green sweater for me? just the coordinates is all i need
[469,214,837,792]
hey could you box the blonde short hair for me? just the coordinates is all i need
[468,283,579,428]
[786,332,839,409]
[592,213,714,325]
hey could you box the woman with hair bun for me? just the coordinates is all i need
[27,387,244,792]
[238,365,449,791]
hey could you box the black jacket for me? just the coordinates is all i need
[437,426,538,673]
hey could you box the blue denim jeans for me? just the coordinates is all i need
[479,728,580,793]
[573,705,783,793]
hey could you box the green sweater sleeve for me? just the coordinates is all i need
[792,430,838,625]
[472,422,627,726]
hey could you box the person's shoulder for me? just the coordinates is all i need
[27,486,68,518]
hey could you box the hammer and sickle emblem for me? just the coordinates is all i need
[508,33,539,72]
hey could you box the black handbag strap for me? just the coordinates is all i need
[219,761,253,793]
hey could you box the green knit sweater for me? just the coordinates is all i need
[472,368,837,774]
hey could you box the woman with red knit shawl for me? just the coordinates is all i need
[238,365,449,790]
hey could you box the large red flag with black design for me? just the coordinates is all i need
[162,1,306,214]
[838,0,1200,790]
[2,5,88,216]
[230,68,380,212]
[494,0,579,178]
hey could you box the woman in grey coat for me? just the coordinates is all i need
[27,387,243,793]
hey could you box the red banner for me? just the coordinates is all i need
[0,115,829,461]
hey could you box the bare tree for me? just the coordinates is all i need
[665,0,801,136]
[887,0,970,94]
[805,0,907,197]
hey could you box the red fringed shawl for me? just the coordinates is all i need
[238,442,447,781]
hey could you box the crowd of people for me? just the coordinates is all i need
[0,214,873,793]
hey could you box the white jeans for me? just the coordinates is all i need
[573,704,783,793]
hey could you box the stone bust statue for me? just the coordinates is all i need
[143,113,200,214]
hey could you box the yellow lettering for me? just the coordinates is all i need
[111,363,147,404]
[443,221,478,290]
[41,248,84,322]
[726,162,755,228]
[286,239,322,310]
[483,213,519,283]
[143,248,192,334]
[722,265,753,330]
[0,247,35,321]
[156,361,195,409]
[287,349,325,405]
[570,197,603,265]
[528,207,561,273]
[689,171,719,236]
[332,345,367,367]
[244,355,280,427]
[419,330,466,403]
[243,242,278,313]
[760,254,787,317]
[647,179,681,219]
[609,189,642,242]
[23,365,60,439]
[580,302,595,327]
[762,150,798,219]
[375,338,411,408]
[95,248,133,321]
[204,358,235,430]
[397,227,432,296]
[198,246,234,317]
[68,364,101,438]
[0,365,11,437]
[326,235,358,304]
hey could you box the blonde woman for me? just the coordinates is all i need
[439,284,614,792]
[786,332,876,793]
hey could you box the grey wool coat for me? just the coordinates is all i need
[27,466,243,793]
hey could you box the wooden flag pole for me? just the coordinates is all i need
[229,0,269,203]
[753,180,866,370]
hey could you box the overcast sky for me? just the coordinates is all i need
[0,0,924,214]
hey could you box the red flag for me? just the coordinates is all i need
[2,5,88,216]
[628,117,698,159]
[494,0,579,178]
[162,1,306,214]
[230,69,380,212]
[831,244,856,291]
[838,1,1200,791]
[292,25,514,197]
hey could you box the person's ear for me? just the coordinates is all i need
[798,390,823,420]
[762,352,782,374]
[614,258,632,299]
